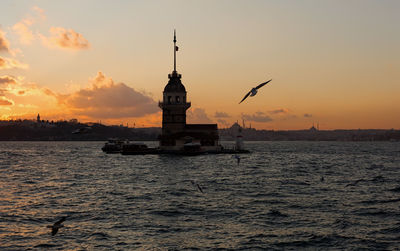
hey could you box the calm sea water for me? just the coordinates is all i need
[0,141,399,250]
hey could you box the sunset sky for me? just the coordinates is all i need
[1,0,399,130]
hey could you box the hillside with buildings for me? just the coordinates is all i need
[0,115,160,141]
[0,118,399,141]
[219,123,400,141]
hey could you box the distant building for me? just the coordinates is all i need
[158,31,220,151]
[37,113,41,123]
[309,122,318,132]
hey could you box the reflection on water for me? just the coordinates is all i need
[0,141,399,250]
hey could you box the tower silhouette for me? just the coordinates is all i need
[159,30,191,146]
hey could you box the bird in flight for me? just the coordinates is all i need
[239,79,272,104]
[190,180,204,193]
[47,216,66,236]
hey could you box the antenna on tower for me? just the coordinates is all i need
[173,29,178,72]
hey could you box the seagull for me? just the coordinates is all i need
[196,184,204,193]
[345,178,365,187]
[47,216,66,236]
[239,79,272,104]
[234,155,241,165]
[190,180,204,193]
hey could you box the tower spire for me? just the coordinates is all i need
[173,29,177,72]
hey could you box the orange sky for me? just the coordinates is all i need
[1,1,399,129]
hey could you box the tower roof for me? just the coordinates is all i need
[164,71,186,93]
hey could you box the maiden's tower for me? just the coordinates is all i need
[158,31,220,152]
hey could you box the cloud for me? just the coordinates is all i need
[282,114,297,120]
[11,7,89,52]
[0,72,160,125]
[187,107,213,124]
[0,77,66,119]
[242,111,273,123]
[269,108,289,114]
[0,76,18,106]
[0,57,6,67]
[13,20,34,45]
[216,119,229,127]
[0,97,13,106]
[41,27,90,50]
[12,6,46,45]
[0,75,17,85]
[0,56,29,70]
[214,111,231,118]
[32,6,46,20]
[304,113,313,118]
[0,29,10,52]
[59,72,158,119]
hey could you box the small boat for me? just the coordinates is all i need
[101,139,127,153]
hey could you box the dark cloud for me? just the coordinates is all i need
[242,111,273,123]
[0,75,17,85]
[0,30,10,52]
[214,111,231,118]
[60,72,158,119]
[216,119,229,127]
[0,56,28,70]
[43,88,56,96]
[269,108,289,114]
[282,114,297,120]
[304,113,312,118]
[0,98,13,106]
[187,107,213,124]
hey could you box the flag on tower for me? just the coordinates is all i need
[175,46,179,51]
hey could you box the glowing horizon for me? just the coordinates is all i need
[1,1,399,130]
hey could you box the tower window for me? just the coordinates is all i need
[176,96,180,103]
[168,96,172,104]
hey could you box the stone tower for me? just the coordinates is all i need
[158,30,191,146]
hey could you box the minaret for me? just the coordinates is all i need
[159,30,191,147]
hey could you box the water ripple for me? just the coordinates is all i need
[0,141,399,250]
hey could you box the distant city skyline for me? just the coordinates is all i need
[1,0,399,130]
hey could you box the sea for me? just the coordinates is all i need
[0,141,399,250]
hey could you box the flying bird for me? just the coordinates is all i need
[196,184,204,193]
[190,180,204,193]
[47,216,66,236]
[239,79,272,104]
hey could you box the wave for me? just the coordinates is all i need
[389,186,400,192]
[267,209,288,217]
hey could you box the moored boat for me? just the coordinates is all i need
[101,139,127,153]
[121,142,160,155]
